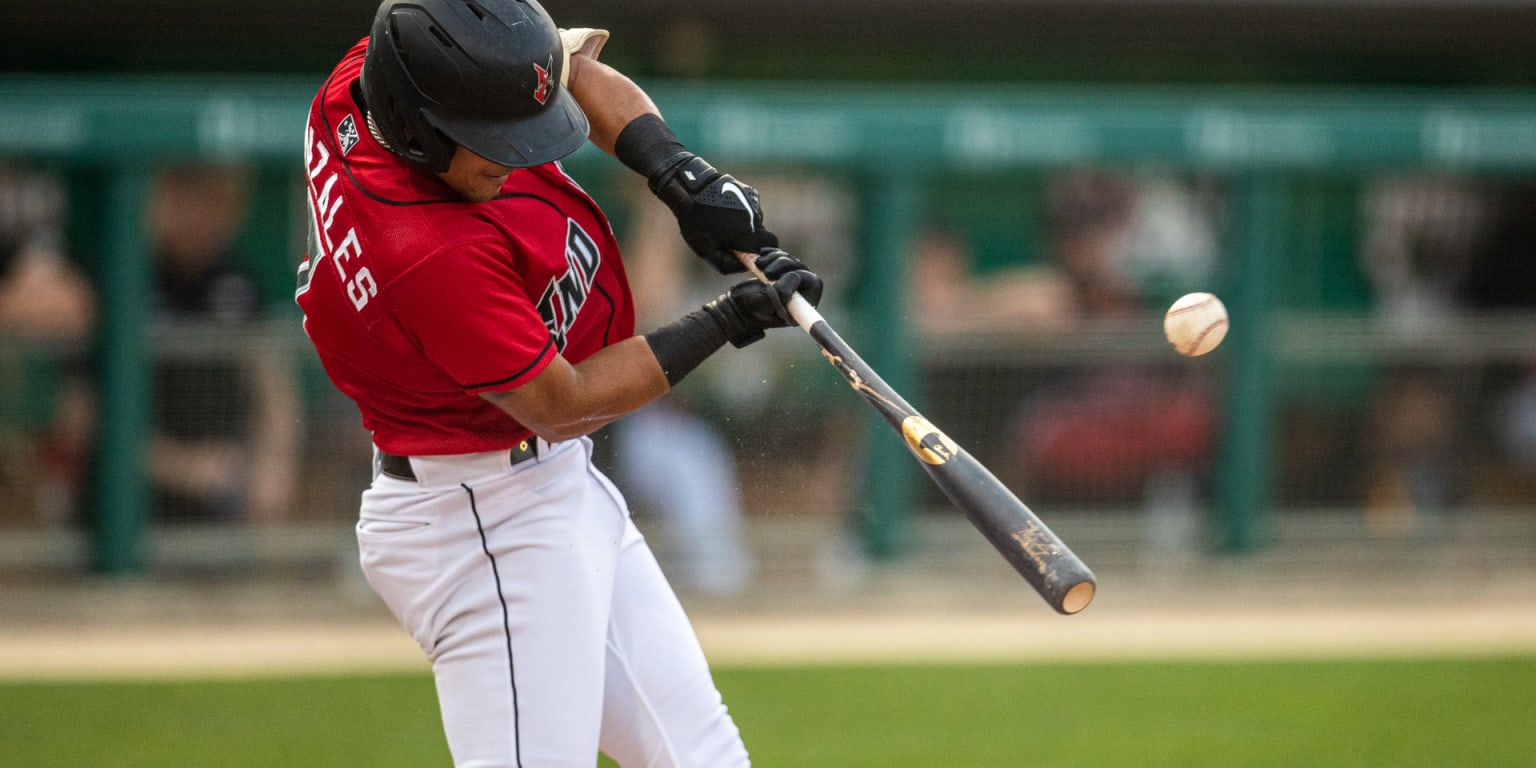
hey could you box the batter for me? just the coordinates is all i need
[295,1,823,765]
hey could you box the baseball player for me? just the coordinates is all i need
[295,1,823,766]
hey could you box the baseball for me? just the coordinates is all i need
[1163,292,1229,356]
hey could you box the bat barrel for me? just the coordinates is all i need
[924,451,1097,615]
[737,249,1095,615]
[807,316,1096,614]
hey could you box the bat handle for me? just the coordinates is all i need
[735,250,823,331]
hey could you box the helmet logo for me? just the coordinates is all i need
[532,56,553,105]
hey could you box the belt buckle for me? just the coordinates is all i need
[510,439,537,465]
[380,452,416,481]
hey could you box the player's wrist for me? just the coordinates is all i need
[613,114,692,189]
[643,309,729,387]
[649,155,720,212]
[703,283,777,348]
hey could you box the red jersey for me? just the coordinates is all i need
[296,39,635,456]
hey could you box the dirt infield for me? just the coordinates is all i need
[3,573,1534,680]
[4,511,1534,679]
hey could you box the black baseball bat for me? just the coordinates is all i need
[740,253,1096,614]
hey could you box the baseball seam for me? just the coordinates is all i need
[1185,317,1228,354]
[1165,297,1215,318]
[1167,295,1225,355]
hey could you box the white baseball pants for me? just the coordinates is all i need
[356,436,749,767]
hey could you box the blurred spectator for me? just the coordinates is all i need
[609,171,861,591]
[912,170,1219,334]
[1497,360,1536,472]
[1355,176,1504,529]
[1360,175,1490,335]
[913,169,1220,517]
[908,222,1074,335]
[1011,170,1219,506]
[0,235,95,340]
[609,178,757,595]
[1462,183,1536,310]
[0,167,96,527]
[612,401,755,594]
[1464,184,1536,505]
[1044,170,1147,320]
[1362,365,1461,532]
[145,163,298,526]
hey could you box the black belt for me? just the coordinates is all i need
[380,440,539,482]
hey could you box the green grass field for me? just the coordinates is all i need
[3,657,1532,767]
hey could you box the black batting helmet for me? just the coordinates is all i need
[361,0,588,172]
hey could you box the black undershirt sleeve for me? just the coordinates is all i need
[642,309,728,387]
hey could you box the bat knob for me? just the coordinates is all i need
[1059,581,1096,615]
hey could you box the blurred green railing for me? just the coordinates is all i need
[5,76,1536,571]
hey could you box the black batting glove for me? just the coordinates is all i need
[613,114,780,275]
[651,155,779,274]
[703,249,823,348]
[753,248,823,311]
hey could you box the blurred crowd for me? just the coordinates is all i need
[2,156,1534,578]
[0,162,305,534]
[909,168,1536,538]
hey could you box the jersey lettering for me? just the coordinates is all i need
[347,266,378,310]
[315,173,343,231]
[535,219,601,351]
[296,125,328,296]
[297,124,372,311]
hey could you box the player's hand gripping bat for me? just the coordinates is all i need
[740,252,1096,614]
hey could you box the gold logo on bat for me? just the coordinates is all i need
[902,416,958,465]
[1011,521,1061,573]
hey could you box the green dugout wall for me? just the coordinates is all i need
[4,77,1536,571]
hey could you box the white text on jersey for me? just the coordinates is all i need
[298,124,377,311]
[535,220,600,351]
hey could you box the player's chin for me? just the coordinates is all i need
[443,170,511,202]
[464,186,502,203]
[464,175,509,201]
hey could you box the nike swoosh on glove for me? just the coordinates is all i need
[653,156,780,274]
